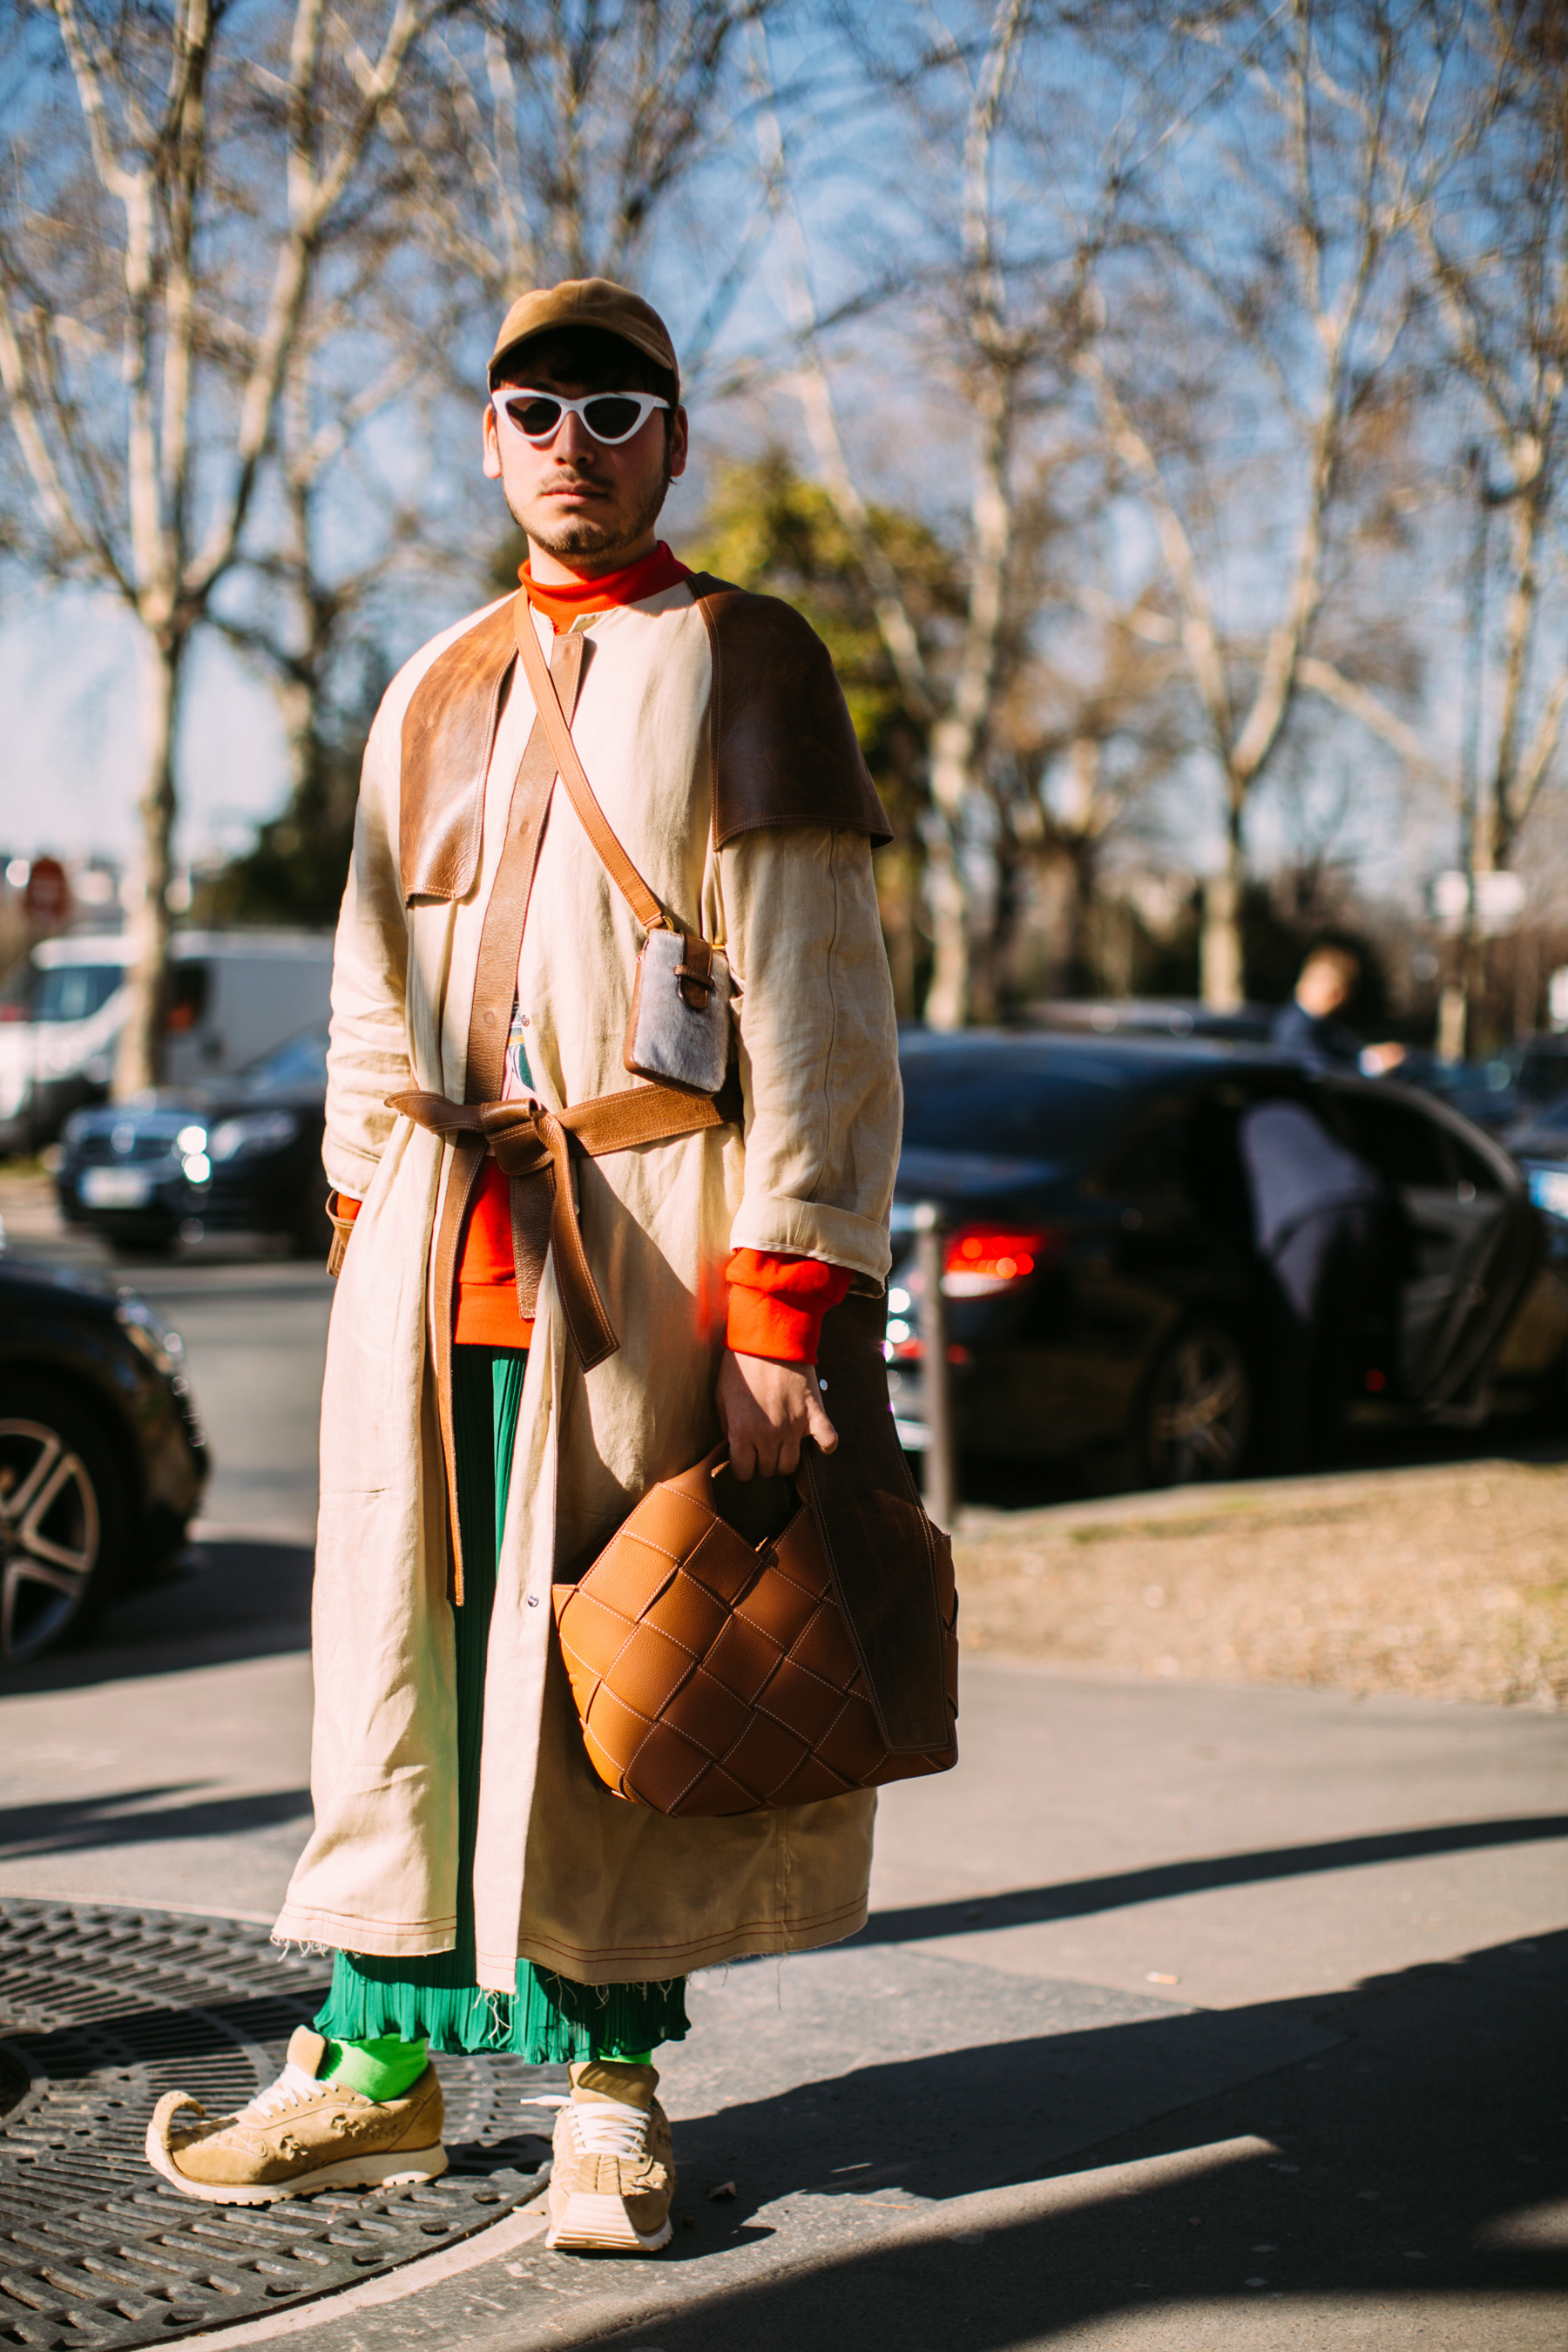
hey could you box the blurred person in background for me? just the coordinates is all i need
[145,279,906,2250]
[1273,941,1407,1078]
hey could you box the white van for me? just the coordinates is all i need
[0,929,335,1153]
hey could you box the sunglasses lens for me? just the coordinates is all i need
[505,395,564,439]
[582,396,645,443]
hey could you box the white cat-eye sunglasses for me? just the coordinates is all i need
[489,388,670,449]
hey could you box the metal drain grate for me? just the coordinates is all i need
[0,1899,558,2350]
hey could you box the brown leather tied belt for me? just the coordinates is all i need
[388,1078,738,1373]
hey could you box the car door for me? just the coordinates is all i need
[1327,1082,1540,1410]
[1051,1101,1202,1445]
[1064,1087,1257,1429]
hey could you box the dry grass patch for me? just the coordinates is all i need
[952,1460,1568,1707]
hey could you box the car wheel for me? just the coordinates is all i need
[1136,1322,1253,1487]
[0,1377,130,1665]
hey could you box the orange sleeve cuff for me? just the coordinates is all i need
[326,1191,361,1277]
[724,1249,853,1364]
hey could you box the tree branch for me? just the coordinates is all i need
[1078,343,1236,767]
[0,272,102,571]
[184,0,424,603]
[749,23,935,724]
[1296,653,1450,790]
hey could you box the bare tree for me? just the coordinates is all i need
[1281,3,1568,1050]
[1073,0,1463,1010]
[0,0,427,1092]
[385,0,772,341]
[203,3,790,936]
[994,586,1190,1000]
[1431,7,1568,882]
[752,1,1128,1029]
[206,271,446,922]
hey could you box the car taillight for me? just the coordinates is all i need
[942,1225,1058,1297]
[886,1335,970,1367]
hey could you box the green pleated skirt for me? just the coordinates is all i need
[313,1344,689,2064]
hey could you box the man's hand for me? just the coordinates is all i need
[717,1350,838,1480]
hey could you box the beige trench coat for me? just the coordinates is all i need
[274,580,902,1991]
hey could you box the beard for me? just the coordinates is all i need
[510,466,669,564]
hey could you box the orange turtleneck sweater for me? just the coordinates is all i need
[334,544,851,1364]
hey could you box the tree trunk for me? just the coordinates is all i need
[1514,928,1539,1043]
[877,844,919,1021]
[923,816,970,1031]
[1462,929,1491,1058]
[1200,830,1244,1012]
[113,629,186,1098]
[277,671,315,808]
[1064,832,1098,997]
[1059,741,1099,996]
[1437,964,1467,1063]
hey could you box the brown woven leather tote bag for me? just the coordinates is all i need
[552,1445,958,1817]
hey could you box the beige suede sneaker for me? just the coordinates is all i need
[145,2026,447,2205]
[545,2059,674,2253]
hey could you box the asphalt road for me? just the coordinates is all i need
[148,1258,334,1544]
[0,1249,1564,2349]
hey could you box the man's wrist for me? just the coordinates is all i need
[727,1346,817,1372]
[724,1248,852,1362]
[326,1192,361,1278]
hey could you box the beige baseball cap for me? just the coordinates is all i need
[488,278,679,392]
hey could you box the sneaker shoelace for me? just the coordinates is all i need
[570,2096,650,2159]
[240,2061,328,2124]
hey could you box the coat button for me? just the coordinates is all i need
[526,1594,539,1607]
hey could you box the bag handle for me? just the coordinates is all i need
[513,596,669,934]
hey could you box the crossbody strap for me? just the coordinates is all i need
[512,593,669,934]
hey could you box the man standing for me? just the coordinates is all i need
[145,280,905,2253]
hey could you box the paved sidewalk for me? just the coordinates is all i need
[3,1636,1563,2347]
[0,1265,1563,2345]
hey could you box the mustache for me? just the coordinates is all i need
[538,466,607,491]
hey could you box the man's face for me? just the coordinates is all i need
[482,354,688,571]
[1297,954,1357,1018]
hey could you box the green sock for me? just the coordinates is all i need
[321,2032,429,2102]
[592,2048,652,2066]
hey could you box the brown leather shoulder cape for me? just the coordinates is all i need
[397,576,891,907]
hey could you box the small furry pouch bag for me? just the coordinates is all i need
[625,928,733,1096]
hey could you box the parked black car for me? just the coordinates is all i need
[887,1031,1559,1485]
[55,1027,329,1258]
[1021,998,1277,1044]
[1402,1035,1568,1136]
[0,1259,207,1663]
[1503,1089,1568,1227]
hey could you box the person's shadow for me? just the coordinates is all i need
[614,1930,1568,2345]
